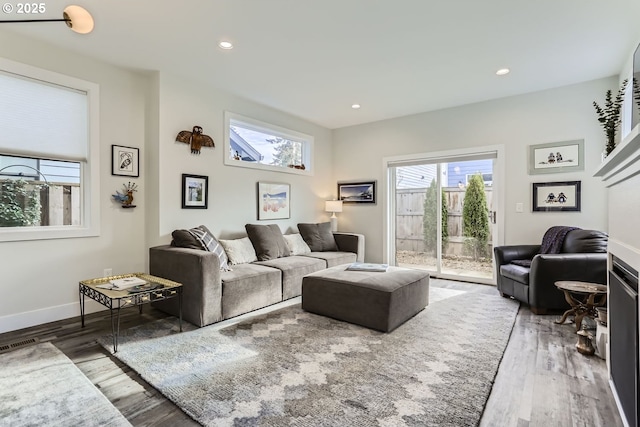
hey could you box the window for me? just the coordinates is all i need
[0,58,99,241]
[224,112,313,175]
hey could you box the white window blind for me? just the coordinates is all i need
[0,70,88,161]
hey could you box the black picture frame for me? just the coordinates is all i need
[337,180,376,204]
[111,145,139,177]
[532,181,581,212]
[182,174,208,209]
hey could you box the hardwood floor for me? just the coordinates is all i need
[0,279,622,426]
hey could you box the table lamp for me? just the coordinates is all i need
[325,200,343,232]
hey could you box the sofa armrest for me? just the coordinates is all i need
[529,253,608,309]
[333,232,365,262]
[149,245,223,327]
[494,245,540,266]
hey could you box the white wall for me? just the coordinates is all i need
[332,78,615,263]
[147,71,335,247]
[0,29,148,332]
[0,31,335,333]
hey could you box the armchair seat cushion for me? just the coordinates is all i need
[499,263,530,284]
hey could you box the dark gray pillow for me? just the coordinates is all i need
[171,229,201,249]
[245,224,291,261]
[298,222,338,251]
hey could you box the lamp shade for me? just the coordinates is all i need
[63,5,94,34]
[325,200,343,213]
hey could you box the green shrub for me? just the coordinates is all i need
[0,179,42,227]
[423,179,448,255]
[462,174,489,260]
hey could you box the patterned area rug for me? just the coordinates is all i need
[103,287,518,427]
[0,342,131,427]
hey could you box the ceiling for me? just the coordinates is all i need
[3,0,640,129]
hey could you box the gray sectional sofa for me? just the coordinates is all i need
[149,223,364,327]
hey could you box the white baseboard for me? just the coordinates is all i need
[0,300,106,334]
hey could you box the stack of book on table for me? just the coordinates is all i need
[96,276,147,290]
[346,262,389,272]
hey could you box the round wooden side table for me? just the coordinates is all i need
[554,281,607,332]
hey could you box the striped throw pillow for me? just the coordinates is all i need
[188,225,231,271]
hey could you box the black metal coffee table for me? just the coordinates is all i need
[79,273,182,352]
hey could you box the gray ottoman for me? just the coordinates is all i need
[302,264,430,332]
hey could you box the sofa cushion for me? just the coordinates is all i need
[284,233,311,255]
[245,224,291,261]
[303,251,357,268]
[221,263,282,319]
[255,256,326,300]
[219,237,258,265]
[298,222,338,251]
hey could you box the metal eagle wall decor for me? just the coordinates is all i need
[176,126,215,154]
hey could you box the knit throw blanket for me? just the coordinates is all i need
[511,226,580,268]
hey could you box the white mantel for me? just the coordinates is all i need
[594,125,640,187]
[595,125,640,427]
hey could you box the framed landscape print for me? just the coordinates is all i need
[337,180,376,204]
[528,140,584,175]
[257,182,290,220]
[112,145,139,177]
[532,181,581,212]
[182,174,208,209]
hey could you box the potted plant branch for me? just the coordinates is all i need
[593,79,628,156]
[633,77,640,111]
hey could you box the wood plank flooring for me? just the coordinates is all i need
[0,279,623,426]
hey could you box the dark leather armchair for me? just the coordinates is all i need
[494,229,608,314]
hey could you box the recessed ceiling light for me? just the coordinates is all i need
[351,104,361,109]
[496,68,510,76]
[219,41,233,50]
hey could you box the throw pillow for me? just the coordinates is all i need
[245,224,291,261]
[187,225,231,271]
[219,237,258,265]
[297,222,338,251]
[171,229,201,249]
[284,233,311,255]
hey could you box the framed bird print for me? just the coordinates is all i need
[182,174,208,209]
[112,145,139,177]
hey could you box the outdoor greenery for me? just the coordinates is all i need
[0,179,42,227]
[633,77,640,111]
[593,79,628,156]
[462,174,490,260]
[422,179,448,256]
[268,137,302,168]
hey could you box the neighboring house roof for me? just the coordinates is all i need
[229,127,263,162]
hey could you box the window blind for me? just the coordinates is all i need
[0,70,88,162]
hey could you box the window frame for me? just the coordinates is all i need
[223,111,313,176]
[0,57,100,242]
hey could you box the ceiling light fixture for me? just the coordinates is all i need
[351,104,361,109]
[219,41,234,50]
[0,5,94,34]
[496,68,510,76]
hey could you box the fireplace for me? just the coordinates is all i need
[609,255,639,427]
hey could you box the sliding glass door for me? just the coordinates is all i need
[389,150,498,284]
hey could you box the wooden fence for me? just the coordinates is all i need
[396,187,493,255]
[0,179,80,226]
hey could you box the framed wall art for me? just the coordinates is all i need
[532,181,581,212]
[257,182,290,220]
[182,174,208,209]
[337,180,376,204]
[528,139,584,175]
[112,145,140,177]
